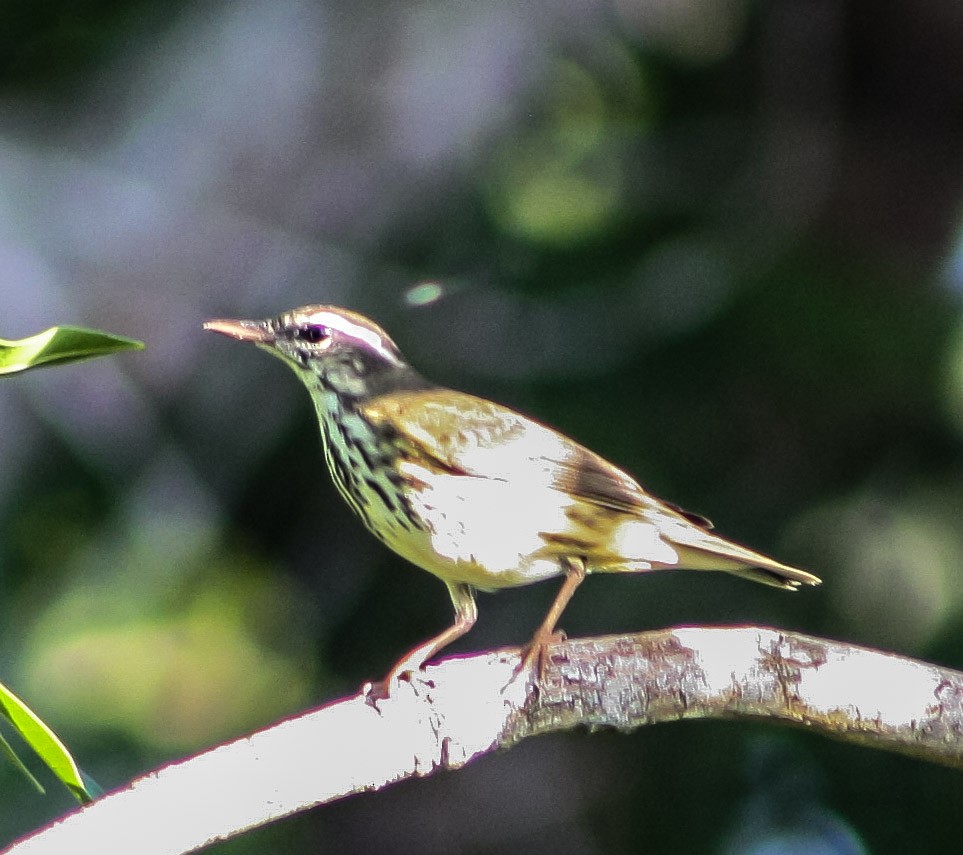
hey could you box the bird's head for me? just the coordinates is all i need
[204,305,407,398]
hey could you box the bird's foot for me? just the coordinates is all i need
[362,677,393,708]
[510,628,568,687]
[362,661,428,707]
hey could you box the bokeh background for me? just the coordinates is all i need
[3,0,963,851]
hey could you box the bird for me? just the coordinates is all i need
[204,305,820,693]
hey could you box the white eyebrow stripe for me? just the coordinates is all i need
[311,311,401,364]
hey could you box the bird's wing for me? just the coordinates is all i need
[361,389,819,588]
[361,388,704,521]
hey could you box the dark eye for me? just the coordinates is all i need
[295,325,328,344]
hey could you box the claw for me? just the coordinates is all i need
[363,666,416,707]
[516,629,567,680]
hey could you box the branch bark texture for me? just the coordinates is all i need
[7,626,962,855]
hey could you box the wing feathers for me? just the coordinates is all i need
[361,389,820,589]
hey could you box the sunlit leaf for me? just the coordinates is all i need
[0,326,144,375]
[0,681,94,803]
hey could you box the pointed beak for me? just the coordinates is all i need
[203,318,273,343]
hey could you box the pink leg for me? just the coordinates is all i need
[370,582,478,699]
[517,556,587,678]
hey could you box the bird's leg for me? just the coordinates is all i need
[516,556,587,681]
[366,581,477,701]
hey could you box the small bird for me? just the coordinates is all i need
[205,306,820,691]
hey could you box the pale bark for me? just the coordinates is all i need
[6,626,962,855]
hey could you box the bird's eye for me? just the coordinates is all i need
[295,325,328,344]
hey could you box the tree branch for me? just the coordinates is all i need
[6,626,962,855]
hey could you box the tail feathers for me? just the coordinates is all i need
[721,561,821,591]
[675,541,821,591]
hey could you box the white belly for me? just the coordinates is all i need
[387,460,571,587]
[390,460,677,589]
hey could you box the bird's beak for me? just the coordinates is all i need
[203,318,273,343]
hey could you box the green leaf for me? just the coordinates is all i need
[0,325,144,375]
[0,681,94,803]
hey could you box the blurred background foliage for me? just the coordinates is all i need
[3,0,963,851]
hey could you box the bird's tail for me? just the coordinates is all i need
[675,538,821,590]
